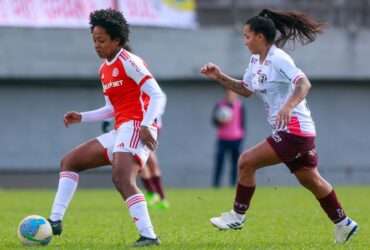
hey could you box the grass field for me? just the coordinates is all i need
[0,186,368,249]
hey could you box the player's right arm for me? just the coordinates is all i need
[63,96,114,127]
[200,63,253,97]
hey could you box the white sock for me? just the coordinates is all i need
[126,193,156,239]
[50,171,79,221]
[336,216,349,226]
[233,210,246,221]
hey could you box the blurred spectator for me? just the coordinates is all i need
[212,89,245,187]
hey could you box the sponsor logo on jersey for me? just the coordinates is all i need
[103,80,124,92]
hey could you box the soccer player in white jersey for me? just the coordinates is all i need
[201,9,358,244]
[47,9,165,247]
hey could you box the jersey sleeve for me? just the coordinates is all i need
[119,55,153,87]
[272,54,306,84]
[81,96,114,122]
[141,78,166,127]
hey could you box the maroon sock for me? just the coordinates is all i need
[151,176,165,199]
[141,178,156,193]
[233,183,255,214]
[318,190,346,223]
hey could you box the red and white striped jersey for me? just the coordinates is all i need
[99,49,153,129]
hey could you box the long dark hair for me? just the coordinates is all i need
[246,9,325,47]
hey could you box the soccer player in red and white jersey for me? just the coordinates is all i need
[48,9,165,247]
[201,9,358,244]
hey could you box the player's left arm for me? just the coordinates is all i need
[274,55,310,129]
[277,77,311,129]
[140,79,166,150]
[122,56,166,150]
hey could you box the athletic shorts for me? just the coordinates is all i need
[267,131,318,173]
[97,120,158,166]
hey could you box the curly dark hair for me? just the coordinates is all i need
[89,8,129,46]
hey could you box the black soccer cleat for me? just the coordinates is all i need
[47,218,63,236]
[133,235,160,247]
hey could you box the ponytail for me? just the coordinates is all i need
[247,9,325,47]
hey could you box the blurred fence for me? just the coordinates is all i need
[198,0,370,29]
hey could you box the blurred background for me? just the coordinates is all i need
[0,0,369,188]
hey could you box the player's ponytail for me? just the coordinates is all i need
[246,9,325,47]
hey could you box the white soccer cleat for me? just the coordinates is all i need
[210,210,245,230]
[335,217,358,244]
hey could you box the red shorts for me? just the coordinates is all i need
[267,131,318,173]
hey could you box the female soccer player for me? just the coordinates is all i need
[48,9,165,247]
[201,9,358,244]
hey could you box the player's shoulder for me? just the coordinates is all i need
[119,49,143,64]
[269,46,294,65]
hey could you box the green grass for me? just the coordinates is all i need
[0,186,368,249]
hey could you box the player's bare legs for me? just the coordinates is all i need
[147,152,161,176]
[294,168,332,198]
[238,140,281,186]
[112,152,141,199]
[49,139,109,235]
[211,140,281,229]
[112,152,158,243]
[144,152,168,208]
[61,139,110,172]
[294,168,358,243]
[139,164,159,204]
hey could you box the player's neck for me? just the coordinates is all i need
[259,44,273,64]
[107,47,122,62]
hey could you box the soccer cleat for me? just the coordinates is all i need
[210,210,245,230]
[154,199,170,210]
[335,217,358,244]
[47,218,63,236]
[133,235,160,247]
[145,192,160,207]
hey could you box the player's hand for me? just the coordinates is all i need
[139,126,157,151]
[64,111,82,127]
[275,106,292,130]
[200,63,222,81]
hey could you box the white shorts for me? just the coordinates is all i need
[96,120,157,166]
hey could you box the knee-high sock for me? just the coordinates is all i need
[151,176,165,199]
[50,171,79,221]
[141,178,156,193]
[126,193,156,239]
[233,183,255,215]
[318,190,346,223]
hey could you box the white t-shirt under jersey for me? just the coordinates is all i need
[242,45,316,137]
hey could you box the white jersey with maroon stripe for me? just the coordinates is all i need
[242,45,316,136]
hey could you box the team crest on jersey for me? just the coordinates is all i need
[258,73,267,84]
[112,67,119,77]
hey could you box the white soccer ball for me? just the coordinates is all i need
[17,215,52,246]
[215,105,233,123]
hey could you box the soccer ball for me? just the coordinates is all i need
[17,215,52,246]
[215,105,233,123]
